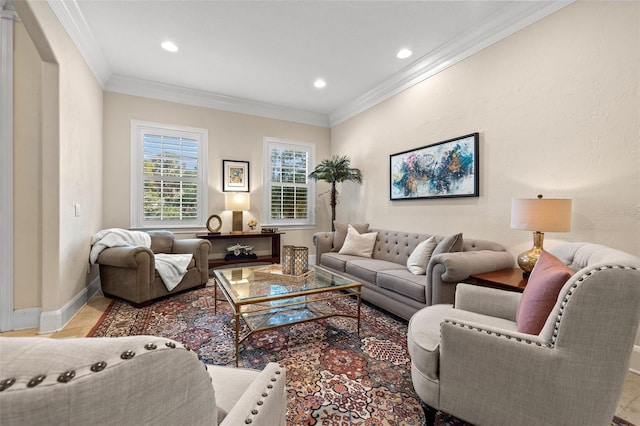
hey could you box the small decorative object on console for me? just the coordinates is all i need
[224,243,258,261]
[206,214,222,234]
[261,227,278,233]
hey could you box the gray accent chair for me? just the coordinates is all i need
[0,335,286,426]
[96,230,211,306]
[407,242,640,425]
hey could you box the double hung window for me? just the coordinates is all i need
[131,120,208,228]
[263,138,315,228]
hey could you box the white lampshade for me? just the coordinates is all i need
[225,193,250,211]
[511,198,572,232]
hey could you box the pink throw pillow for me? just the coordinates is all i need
[516,250,574,335]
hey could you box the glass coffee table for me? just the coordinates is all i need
[213,264,362,365]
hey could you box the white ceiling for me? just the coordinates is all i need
[50,0,571,126]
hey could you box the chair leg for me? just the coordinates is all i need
[421,401,436,426]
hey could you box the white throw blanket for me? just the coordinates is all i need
[90,228,193,291]
[154,253,193,291]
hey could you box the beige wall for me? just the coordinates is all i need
[13,21,41,309]
[103,92,331,249]
[13,0,103,313]
[331,1,640,258]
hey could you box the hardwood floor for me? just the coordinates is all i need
[2,293,639,424]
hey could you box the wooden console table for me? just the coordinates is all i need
[461,268,528,292]
[197,232,284,268]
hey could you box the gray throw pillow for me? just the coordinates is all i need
[432,233,464,257]
[332,222,369,252]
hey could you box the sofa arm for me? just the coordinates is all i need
[427,250,514,305]
[0,336,217,426]
[216,362,286,426]
[454,283,521,321]
[96,246,154,275]
[174,238,212,278]
[313,231,335,264]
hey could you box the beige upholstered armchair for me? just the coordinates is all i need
[407,242,640,425]
[0,335,286,426]
[95,230,211,306]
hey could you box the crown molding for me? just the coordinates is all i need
[328,0,574,127]
[49,0,571,129]
[106,74,330,128]
[1,0,17,20]
[47,0,111,86]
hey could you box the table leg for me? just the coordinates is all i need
[235,312,240,367]
[214,280,218,315]
[357,293,361,335]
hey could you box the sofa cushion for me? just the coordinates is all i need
[332,222,369,252]
[377,269,427,303]
[516,250,574,335]
[432,233,463,257]
[339,225,378,258]
[148,230,175,254]
[407,236,437,275]
[408,304,519,382]
[319,252,363,272]
[346,259,405,284]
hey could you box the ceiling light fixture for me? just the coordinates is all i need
[314,79,327,89]
[161,41,179,53]
[397,48,412,59]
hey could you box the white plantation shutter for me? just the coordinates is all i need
[264,138,315,227]
[131,121,208,228]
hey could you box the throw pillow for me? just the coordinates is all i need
[407,236,438,275]
[332,222,369,252]
[516,250,574,335]
[338,225,378,258]
[432,233,464,257]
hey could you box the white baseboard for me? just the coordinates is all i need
[12,307,41,330]
[39,277,101,334]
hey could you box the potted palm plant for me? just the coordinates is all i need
[309,155,362,231]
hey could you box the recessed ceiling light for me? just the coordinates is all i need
[397,48,412,59]
[161,41,179,53]
[314,79,327,89]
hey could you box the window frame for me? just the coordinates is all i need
[262,137,315,229]
[130,120,208,229]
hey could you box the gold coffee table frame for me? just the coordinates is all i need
[213,265,362,366]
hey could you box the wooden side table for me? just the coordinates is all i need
[462,268,528,292]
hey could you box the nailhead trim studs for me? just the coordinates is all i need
[0,378,16,391]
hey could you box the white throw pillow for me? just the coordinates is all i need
[406,236,437,275]
[338,225,378,258]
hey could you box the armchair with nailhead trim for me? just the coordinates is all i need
[0,335,286,426]
[407,242,640,426]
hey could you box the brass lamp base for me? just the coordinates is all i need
[517,231,545,276]
[231,211,243,234]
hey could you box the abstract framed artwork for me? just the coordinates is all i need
[390,133,479,200]
[222,160,250,192]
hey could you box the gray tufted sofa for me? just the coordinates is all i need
[0,335,286,426]
[313,228,514,320]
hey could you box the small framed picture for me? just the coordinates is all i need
[222,160,250,192]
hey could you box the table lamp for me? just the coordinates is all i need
[511,195,572,275]
[225,193,250,234]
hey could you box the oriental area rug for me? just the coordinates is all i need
[88,284,633,426]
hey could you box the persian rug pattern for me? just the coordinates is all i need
[89,285,424,425]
